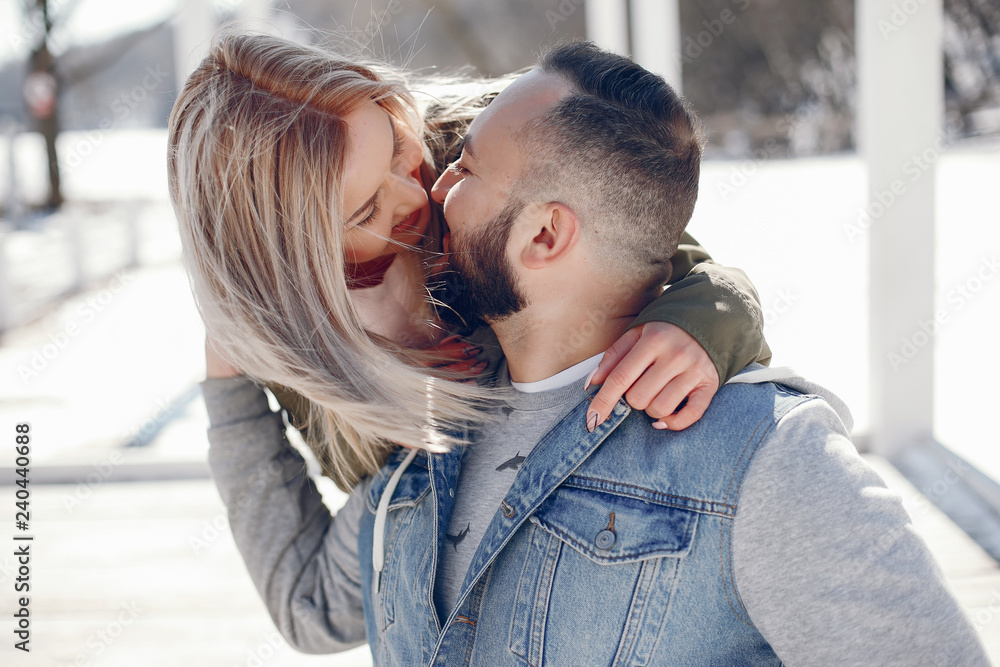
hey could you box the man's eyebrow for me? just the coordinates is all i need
[461,135,477,162]
[345,112,394,224]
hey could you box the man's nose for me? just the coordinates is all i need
[431,169,459,205]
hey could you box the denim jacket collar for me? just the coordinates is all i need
[434,394,632,644]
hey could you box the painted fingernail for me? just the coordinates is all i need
[652,421,669,430]
[583,367,599,391]
[586,410,599,433]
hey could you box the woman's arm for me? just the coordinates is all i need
[202,342,368,653]
[645,231,772,380]
[586,233,771,430]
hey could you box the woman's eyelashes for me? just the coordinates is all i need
[391,118,405,159]
[358,197,382,228]
[392,131,404,160]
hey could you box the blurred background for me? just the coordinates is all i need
[0,0,997,664]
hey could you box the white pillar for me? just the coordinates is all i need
[630,0,682,92]
[585,0,629,56]
[857,0,943,456]
[173,0,216,92]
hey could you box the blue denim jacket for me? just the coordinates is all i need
[357,378,812,666]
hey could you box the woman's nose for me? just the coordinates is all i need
[393,169,427,212]
[401,133,423,174]
[431,169,459,205]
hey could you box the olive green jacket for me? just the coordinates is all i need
[643,231,771,384]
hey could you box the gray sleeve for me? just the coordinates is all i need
[732,398,990,667]
[201,376,370,654]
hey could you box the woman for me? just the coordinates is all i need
[168,31,768,491]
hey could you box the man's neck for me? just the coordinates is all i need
[491,289,659,384]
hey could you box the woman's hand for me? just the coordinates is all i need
[423,334,486,383]
[205,336,243,380]
[585,322,719,432]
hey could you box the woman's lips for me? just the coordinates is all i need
[391,208,423,237]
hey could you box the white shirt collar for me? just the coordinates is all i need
[509,352,605,394]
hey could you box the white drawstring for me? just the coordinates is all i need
[373,447,418,591]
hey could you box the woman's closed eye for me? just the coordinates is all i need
[358,196,382,228]
[390,116,405,160]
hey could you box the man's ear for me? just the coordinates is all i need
[520,202,580,270]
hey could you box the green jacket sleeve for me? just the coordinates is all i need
[628,231,772,384]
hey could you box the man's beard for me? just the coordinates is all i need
[446,200,529,329]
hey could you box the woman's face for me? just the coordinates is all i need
[341,101,430,265]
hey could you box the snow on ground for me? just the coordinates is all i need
[1,129,998,481]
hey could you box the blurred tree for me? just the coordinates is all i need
[679,0,855,157]
[6,0,981,164]
[679,0,1000,156]
[280,0,584,76]
[15,0,171,209]
[24,0,63,209]
[943,0,1000,136]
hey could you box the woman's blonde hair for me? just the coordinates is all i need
[168,31,494,490]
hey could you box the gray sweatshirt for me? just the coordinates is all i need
[201,375,989,665]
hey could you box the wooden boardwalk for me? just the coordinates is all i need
[0,455,995,666]
[0,476,371,667]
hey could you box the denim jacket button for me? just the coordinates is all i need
[595,529,616,550]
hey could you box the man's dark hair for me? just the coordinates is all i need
[516,41,704,288]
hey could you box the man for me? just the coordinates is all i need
[203,43,988,665]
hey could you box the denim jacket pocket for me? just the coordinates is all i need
[508,484,698,667]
